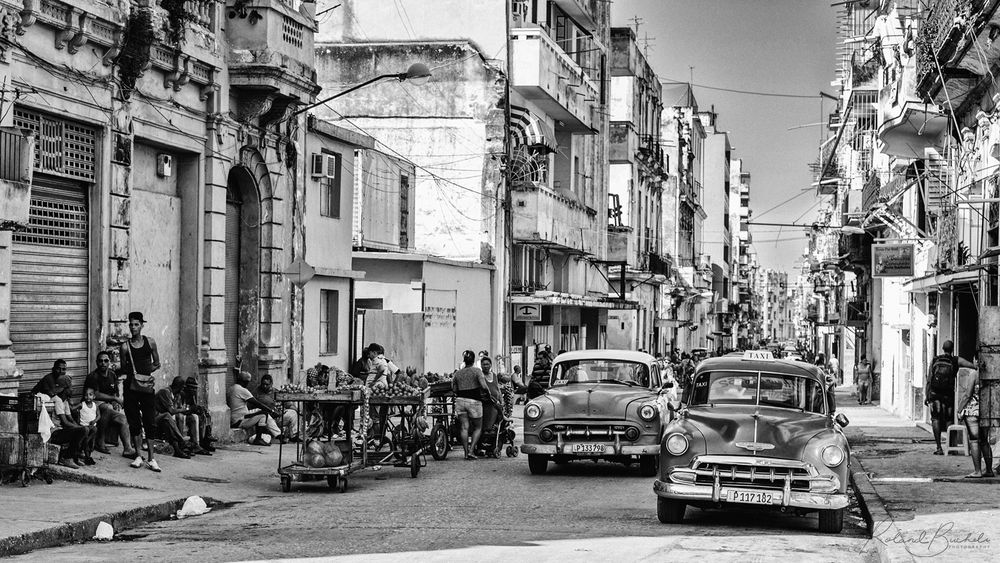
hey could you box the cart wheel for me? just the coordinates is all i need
[20,469,29,487]
[506,445,517,458]
[338,478,348,493]
[327,475,338,489]
[410,453,420,478]
[280,475,292,493]
[43,471,52,485]
[430,424,449,460]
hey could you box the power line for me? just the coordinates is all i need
[660,80,823,100]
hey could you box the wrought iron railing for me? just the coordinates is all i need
[915,0,975,94]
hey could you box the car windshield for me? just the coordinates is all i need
[687,370,826,413]
[552,360,650,387]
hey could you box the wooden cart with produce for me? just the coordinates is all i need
[275,388,365,493]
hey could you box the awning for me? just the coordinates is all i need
[510,105,557,153]
[903,269,979,293]
[511,292,640,310]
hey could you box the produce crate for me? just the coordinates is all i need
[369,387,430,405]
[428,381,453,398]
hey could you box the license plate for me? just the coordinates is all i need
[727,489,774,505]
[572,443,606,454]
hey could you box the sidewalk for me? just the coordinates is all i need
[0,440,286,557]
[838,387,1000,562]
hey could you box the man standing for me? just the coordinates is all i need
[856,355,873,405]
[451,350,489,460]
[84,351,136,458]
[120,311,162,472]
[828,354,841,385]
[926,340,975,455]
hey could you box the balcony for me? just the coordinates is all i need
[878,100,950,159]
[0,128,35,230]
[512,183,600,255]
[510,28,600,133]
[915,0,1000,108]
[637,135,666,177]
[609,122,638,163]
[553,0,598,31]
[226,0,320,117]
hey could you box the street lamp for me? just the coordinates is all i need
[291,62,432,117]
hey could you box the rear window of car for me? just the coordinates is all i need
[687,370,827,413]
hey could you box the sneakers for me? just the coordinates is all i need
[58,458,80,469]
[146,459,162,472]
[129,456,144,469]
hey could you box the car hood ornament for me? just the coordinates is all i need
[734,441,776,452]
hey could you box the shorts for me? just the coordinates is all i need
[454,397,483,419]
[980,380,1000,427]
[928,395,954,423]
[123,390,156,438]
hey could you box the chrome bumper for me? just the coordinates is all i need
[520,443,660,456]
[653,479,848,510]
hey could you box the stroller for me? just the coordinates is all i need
[475,393,518,458]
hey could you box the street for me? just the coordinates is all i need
[10,415,873,562]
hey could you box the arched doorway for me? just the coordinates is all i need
[224,166,261,389]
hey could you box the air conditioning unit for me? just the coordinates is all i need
[310,154,337,178]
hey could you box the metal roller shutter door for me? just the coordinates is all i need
[11,177,90,392]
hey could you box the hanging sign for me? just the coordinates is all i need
[513,304,542,322]
[872,244,914,277]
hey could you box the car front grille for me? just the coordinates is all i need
[692,458,813,491]
[555,424,631,442]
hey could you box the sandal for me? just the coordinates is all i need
[964,472,982,479]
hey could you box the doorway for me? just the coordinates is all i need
[224,167,261,388]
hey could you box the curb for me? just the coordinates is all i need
[851,456,908,563]
[0,496,218,558]
[46,466,154,490]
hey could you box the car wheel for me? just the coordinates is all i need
[818,508,844,534]
[657,497,685,524]
[527,454,548,475]
[639,455,658,477]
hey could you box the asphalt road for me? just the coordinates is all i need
[15,450,876,562]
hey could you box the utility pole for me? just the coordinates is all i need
[629,15,643,34]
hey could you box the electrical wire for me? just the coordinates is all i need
[660,80,823,100]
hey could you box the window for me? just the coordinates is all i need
[399,174,410,249]
[320,151,342,218]
[320,290,339,354]
[688,370,827,413]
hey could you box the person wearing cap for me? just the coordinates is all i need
[119,311,162,472]
[176,376,215,453]
[48,373,87,469]
[84,350,136,458]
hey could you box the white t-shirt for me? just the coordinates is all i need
[229,384,254,426]
[828,357,840,373]
[79,401,98,425]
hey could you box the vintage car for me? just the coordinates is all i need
[653,351,850,533]
[520,350,672,476]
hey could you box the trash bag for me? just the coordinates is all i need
[176,496,211,519]
[93,521,114,541]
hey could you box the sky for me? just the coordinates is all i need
[611,0,839,274]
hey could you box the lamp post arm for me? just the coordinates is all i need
[291,73,401,117]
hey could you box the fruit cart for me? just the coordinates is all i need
[426,380,460,460]
[366,387,431,477]
[0,393,54,486]
[275,388,365,493]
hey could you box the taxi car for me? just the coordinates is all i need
[521,350,672,476]
[653,350,850,533]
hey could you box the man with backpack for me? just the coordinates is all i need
[926,340,975,455]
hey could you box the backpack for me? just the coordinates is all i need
[928,355,956,396]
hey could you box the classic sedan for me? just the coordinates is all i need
[653,351,850,533]
[521,350,672,476]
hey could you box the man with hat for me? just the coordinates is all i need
[119,311,162,472]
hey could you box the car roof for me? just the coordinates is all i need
[552,349,656,364]
[694,356,825,381]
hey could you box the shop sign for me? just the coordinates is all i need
[872,244,914,277]
[514,304,542,322]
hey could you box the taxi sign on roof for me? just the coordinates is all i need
[742,350,774,361]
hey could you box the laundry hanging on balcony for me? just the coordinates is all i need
[509,105,558,153]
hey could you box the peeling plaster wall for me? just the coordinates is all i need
[314,42,504,262]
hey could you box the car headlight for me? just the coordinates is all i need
[525,403,542,420]
[665,433,689,455]
[638,404,657,421]
[821,444,845,467]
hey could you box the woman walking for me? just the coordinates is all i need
[120,311,162,472]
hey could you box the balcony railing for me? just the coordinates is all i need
[915,0,977,97]
[510,27,600,133]
[511,183,600,255]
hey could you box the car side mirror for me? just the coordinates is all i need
[835,413,849,428]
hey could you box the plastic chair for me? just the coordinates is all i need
[946,424,969,456]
